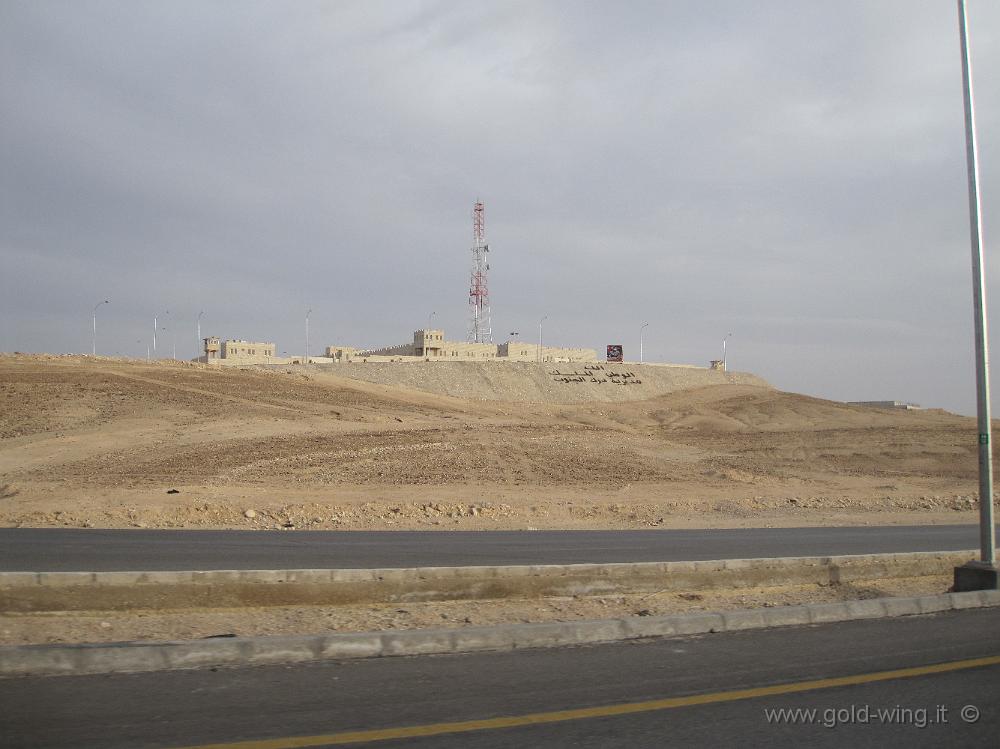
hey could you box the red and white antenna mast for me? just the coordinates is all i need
[468,201,492,343]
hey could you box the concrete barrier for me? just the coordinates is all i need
[0,551,973,613]
[2,589,997,677]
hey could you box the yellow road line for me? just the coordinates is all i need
[174,654,1000,749]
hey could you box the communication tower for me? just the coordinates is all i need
[468,201,492,343]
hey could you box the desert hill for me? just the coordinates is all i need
[0,353,987,530]
[297,360,769,403]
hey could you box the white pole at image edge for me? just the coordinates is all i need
[958,0,995,567]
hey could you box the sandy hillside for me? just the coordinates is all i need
[295,360,769,403]
[0,353,992,530]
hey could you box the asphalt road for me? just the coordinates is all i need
[2,608,998,748]
[0,525,991,571]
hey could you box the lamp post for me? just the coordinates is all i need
[428,311,436,330]
[153,310,169,359]
[640,322,649,364]
[954,0,996,589]
[91,300,109,356]
[723,332,733,372]
[164,311,172,360]
[197,311,204,347]
[305,308,312,363]
[537,316,547,363]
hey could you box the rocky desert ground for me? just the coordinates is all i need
[0,353,992,531]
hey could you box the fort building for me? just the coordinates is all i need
[199,328,597,366]
[200,337,277,365]
[356,329,597,363]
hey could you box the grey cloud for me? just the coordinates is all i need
[1,0,998,413]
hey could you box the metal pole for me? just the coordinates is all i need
[538,316,547,363]
[160,310,170,361]
[640,322,648,363]
[958,0,995,566]
[305,309,312,363]
[723,332,733,372]
[153,316,157,356]
[197,311,204,348]
[92,300,108,356]
[429,311,436,330]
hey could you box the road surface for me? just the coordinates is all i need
[2,607,998,747]
[0,525,990,571]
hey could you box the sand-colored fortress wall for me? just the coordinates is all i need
[361,330,500,360]
[200,327,597,366]
[325,346,360,361]
[199,337,279,365]
[497,341,597,362]
[358,329,597,363]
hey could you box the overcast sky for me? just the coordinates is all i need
[2,1,999,414]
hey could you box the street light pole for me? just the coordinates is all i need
[161,310,170,361]
[305,308,312,363]
[955,0,996,587]
[723,332,733,372]
[197,311,204,348]
[92,300,109,356]
[640,322,649,364]
[428,311,436,330]
[537,316,547,363]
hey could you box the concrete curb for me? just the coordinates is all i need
[3,590,998,678]
[0,551,975,613]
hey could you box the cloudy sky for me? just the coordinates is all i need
[2,1,998,414]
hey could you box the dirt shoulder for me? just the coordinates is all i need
[0,575,950,646]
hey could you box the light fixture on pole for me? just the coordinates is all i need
[640,322,649,364]
[537,316,547,363]
[197,311,204,348]
[305,308,312,363]
[92,300,109,356]
[428,311,436,330]
[723,332,733,372]
[954,0,996,591]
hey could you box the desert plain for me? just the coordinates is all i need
[0,353,990,531]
